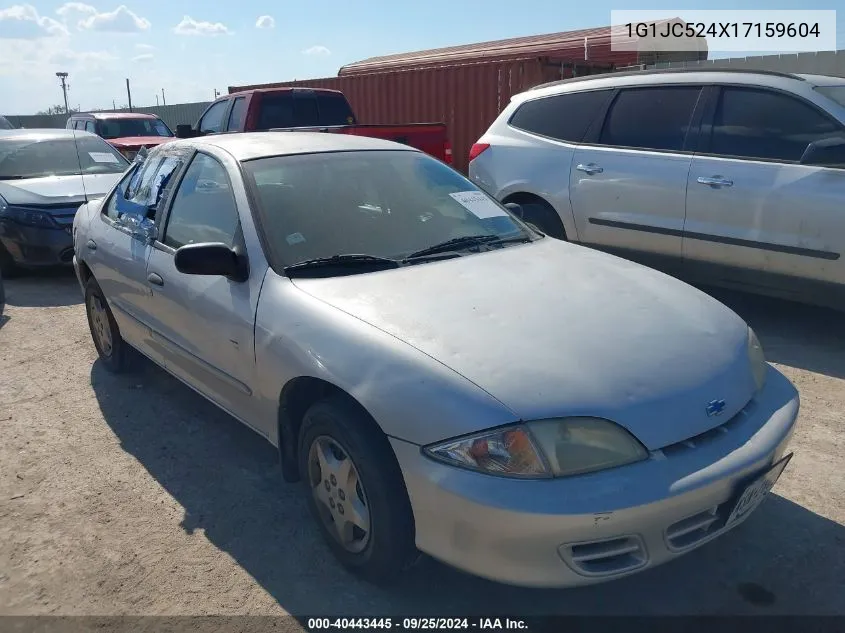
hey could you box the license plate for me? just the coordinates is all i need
[724,452,792,530]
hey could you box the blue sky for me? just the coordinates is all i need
[1,0,844,114]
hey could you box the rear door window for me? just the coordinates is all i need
[509,90,613,143]
[598,86,703,152]
[709,87,843,162]
[226,96,247,131]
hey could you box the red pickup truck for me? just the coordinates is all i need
[175,87,452,165]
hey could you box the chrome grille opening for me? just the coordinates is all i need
[658,400,756,458]
[559,535,647,577]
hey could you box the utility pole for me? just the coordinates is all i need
[125,78,133,112]
[112,99,116,110]
[161,88,166,106]
[56,72,69,114]
[213,88,220,99]
[155,94,159,106]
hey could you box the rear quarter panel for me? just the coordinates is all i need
[470,127,581,241]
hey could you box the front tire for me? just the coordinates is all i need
[84,277,129,373]
[298,395,418,584]
[0,243,20,278]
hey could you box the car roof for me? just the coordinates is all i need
[74,112,160,120]
[228,87,345,97]
[0,128,98,141]
[167,131,420,162]
[519,68,842,102]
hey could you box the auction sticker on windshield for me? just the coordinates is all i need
[449,191,508,219]
[89,152,120,164]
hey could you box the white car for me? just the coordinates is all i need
[72,132,798,587]
[469,68,845,310]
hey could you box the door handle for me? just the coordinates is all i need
[697,176,734,187]
[86,239,97,251]
[576,163,603,175]
[147,273,164,287]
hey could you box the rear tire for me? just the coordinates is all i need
[298,395,418,584]
[84,277,130,373]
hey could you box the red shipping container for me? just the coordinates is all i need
[230,23,705,173]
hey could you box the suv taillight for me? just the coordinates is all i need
[469,142,490,162]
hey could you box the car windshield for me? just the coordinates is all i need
[815,85,845,108]
[242,150,534,272]
[0,134,129,179]
[97,117,173,139]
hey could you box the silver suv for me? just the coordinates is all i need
[469,68,845,309]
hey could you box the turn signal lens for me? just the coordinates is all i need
[748,327,767,393]
[425,426,549,477]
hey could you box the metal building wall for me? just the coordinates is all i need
[230,59,590,174]
[649,49,845,77]
[4,101,210,133]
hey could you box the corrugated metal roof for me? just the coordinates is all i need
[339,20,685,75]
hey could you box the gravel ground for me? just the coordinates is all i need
[0,270,843,617]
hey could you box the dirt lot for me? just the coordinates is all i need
[0,270,843,617]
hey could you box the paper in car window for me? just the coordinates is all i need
[449,191,507,219]
[89,152,120,164]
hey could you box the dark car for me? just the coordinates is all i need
[0,129,128,275]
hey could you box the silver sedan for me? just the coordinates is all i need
[72,132,799,588]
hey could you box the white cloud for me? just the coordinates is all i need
[302,45,330,57]
[50,48,118,69]
[173,15,230,36]
[55,2,97,19]
[135,43,154,50]
[0,4,69,39]
[255,15,274,29]
[78,5,150,33]
[132,52,153,63]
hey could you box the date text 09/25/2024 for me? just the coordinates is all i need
[306,619,528,631]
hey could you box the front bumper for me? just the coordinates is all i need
[0,220,74,267]
[391,365,799,588]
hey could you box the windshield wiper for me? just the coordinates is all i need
[284,254,401,276]
[403,234,500,260]
[487,234,535,246]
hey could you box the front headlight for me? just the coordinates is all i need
[748,327,767,393]
[0,205,58,228]
[424,417,648,479]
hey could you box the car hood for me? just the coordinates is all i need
[106,136,173,148]
[291,238,757,450]
[0,173,123,206]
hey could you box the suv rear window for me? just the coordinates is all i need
[509,90,612,143]
[255,92,356,130]
[599,86,702,152]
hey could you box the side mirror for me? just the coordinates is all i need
[800,136,845,168]
[174,242,248,282]
[175,124,196,139]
